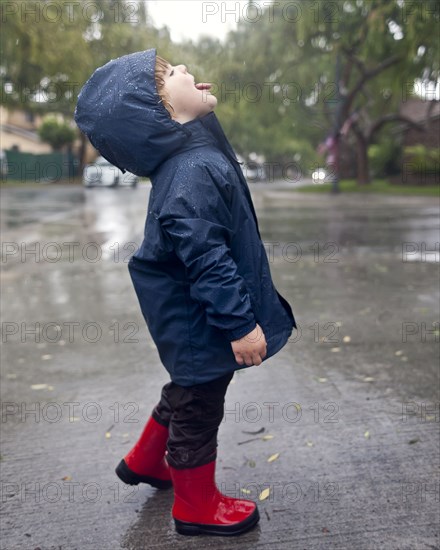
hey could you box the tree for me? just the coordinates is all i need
[38,117,76,151]
[1,0,174,167]
[293,0,439,184]
[181,0,439,184]
[3,0,438,182]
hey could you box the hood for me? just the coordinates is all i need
[74,48,192,177]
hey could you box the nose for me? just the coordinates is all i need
[177,64,188,74]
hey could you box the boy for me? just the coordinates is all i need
[74,48,297,537]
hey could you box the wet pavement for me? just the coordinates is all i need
[1,182,439,550]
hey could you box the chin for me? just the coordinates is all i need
[207,95,218,110]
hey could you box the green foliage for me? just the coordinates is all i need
[3,0,438,176]
[403,145,440,172]
[180,0,439,170]
[38,117,76,150]
[369,138,401,177]
[1,0,165,115]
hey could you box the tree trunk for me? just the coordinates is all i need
[353,126,370,184]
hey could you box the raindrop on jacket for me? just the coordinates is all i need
[74,48,298,386]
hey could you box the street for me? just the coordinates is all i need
[1,182,439,550]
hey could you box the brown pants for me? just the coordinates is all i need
[152,371,234,469]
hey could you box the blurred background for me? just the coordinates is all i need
[1,0,439,192]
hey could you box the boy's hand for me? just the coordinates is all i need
[231,323,267,366]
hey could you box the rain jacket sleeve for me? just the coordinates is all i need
[157,164,257,342]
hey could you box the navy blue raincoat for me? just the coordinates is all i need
[75,48,297,386]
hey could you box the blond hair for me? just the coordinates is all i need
[155,55,174,116]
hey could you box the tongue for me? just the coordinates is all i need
[195,82,211,91]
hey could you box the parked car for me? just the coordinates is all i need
[312,168,335,184]
[82,156,138,188]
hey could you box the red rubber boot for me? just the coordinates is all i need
[115,416,172,489]
[169,460,259,536]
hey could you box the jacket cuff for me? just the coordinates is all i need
[223,320,257,342]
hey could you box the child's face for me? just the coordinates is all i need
[162,63,217,124]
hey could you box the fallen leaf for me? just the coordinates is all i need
[31,384,48,390]
[6,373,17,379]
[306,440,314,447]
[259,488,270,501]
[261,435,274,441]
[267,453,280,463]
[408,438,419,444]
[400,356,408,362]
[62,475,71,481]
[364,430,370,438]
[364,377,375,382]
[105,432,111,439]
[317,377,327,383]
[241,488,251,494]
[343,336,351,343]
[41,354,52,360]
[330,347,340,352]
[242,427,265,435]
[394,350,403,356]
